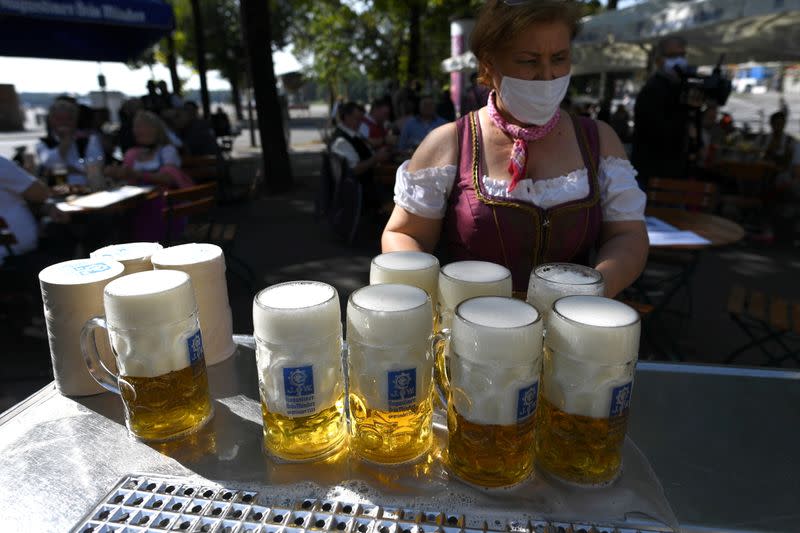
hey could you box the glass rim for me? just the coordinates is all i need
[551,295,641,329]
[440,261,511,284]
[454,295,541,330]
[348,283,431,314]
[106,308,198,331]
[532,262,604,287]
[370,251,439,272]
[254,280,337,311]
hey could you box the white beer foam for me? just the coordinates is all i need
[39,258,125,286]
[256,337,344,417]
[450,352,539,426]
[541,348,632,419]
[370,251,439,304]
[544,296,640,418]
[347,284,433,411]
[253,281,341,345]
[102,271,199,378]
[438,261,512,329]
[90,242,162,275]
[452,297,543,365]
[104,270,197,329]
[527,263,604,320]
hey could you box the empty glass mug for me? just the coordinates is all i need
[81,270,213,442]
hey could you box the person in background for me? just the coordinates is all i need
[756,111,800,243]
[36,99,104,186]
[330,102,391,210]
[398,94,447,152]
[609,104,631,144]
[176,101,219,156]
[461,72,490,115]
[359,98,392,149]
[632,36,703,188]
[212,107,232,137]
[436,87,456,122]
[0,156,51,264]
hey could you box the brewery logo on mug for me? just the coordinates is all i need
[187,330,205,365]
[388,368,417,412]
[516,382,539,422]
[610,382,633,417]
[283,366,316,416]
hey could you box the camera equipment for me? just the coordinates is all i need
[675,54,733,107]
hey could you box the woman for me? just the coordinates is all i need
[106,111,193,240]
[382,0,648,297]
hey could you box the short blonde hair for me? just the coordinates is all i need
[471,0,583,89]
[133,110,171,147]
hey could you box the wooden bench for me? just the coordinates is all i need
[726,285,800,366]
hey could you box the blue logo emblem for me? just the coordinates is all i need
[516,381,538,422]
[72,262,111,276]
[609,382,633,417]
[388,368,417,412]
[283,366,315,416]
[186,330,205,365]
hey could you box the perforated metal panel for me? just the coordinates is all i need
[72,474,671,533]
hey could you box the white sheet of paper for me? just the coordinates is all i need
[62,185,154,209]
[648,230,711,246]
[645,216,679,233]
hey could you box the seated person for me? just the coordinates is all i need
[37,99,104,186]
[397,94,447,152]
[105,111,193,241]
[212,107,233,137]
[359,98,392,149]
[0,156,50,264]
[176,101,219,156]
[330,102,391,209]
[758,111,796,176]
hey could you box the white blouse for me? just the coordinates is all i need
[393,157,646,221]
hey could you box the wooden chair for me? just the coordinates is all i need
[714,160,779,229]
[323,152,362,245]
[726,285,800,366]
[647,177,719,213]
[181,154,222,184]
[162,182,254,287]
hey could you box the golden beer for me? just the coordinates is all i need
[447,402,536,487]
[442,297,543,487]
[253,281,347,462]
[537,296,640,486]
[347,284,434,464]
[121,361,212,441]
[535,395,628,485]
[349,391,433,464]
[261,394,346,462]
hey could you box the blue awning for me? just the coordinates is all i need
[0,0,175,62]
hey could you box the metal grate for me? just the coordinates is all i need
[72,474,669,533]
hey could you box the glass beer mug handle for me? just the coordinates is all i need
[431,329,451,407]
[80,316,121,395]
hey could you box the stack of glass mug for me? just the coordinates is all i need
[80,251,640,489]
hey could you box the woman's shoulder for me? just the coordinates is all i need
[594,119,627,159]
[407,121,458,172]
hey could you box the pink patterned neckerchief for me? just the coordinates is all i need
[486,90,561,192]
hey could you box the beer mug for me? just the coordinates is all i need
[526,263,604,325]
[370,251,439,310]
[80,270,214,442]
[536,295,640,486]
[252,281,347,462]
[346,284,434,464]
[435,261,512,401]
[433,296,543,487]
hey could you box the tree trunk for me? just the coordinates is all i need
[407,1,422,82]
[190,0,211,118]
[240,0,293,195]
[166,34,181,96]
[229,74,244,121]
[607,0,618,9]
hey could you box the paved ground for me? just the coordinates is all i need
[2,108,798,414]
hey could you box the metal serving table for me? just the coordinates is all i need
[1,336,797,533]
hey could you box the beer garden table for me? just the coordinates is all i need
[1,336,797,533]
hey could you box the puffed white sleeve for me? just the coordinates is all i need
[598,157,646,222]
[393,160,457,219]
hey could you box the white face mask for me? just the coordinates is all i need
[663,57,688,75]
[498,73,571,125]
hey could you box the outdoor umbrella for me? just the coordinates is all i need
[0,0,175,62]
